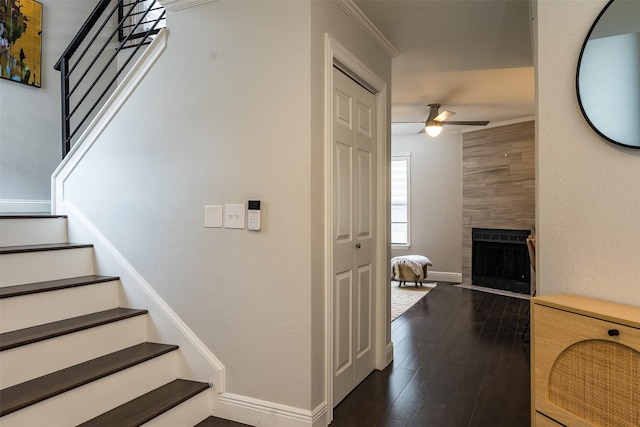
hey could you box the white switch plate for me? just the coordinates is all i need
[224,204,245,229]
[204,205,223,228]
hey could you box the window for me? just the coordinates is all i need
[391,153,410,247]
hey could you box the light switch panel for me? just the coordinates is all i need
[204,205,223,228]
[224,204,245,229]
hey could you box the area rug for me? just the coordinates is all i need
[391,281,437,321]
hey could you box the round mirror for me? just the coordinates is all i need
[576,0,640,149]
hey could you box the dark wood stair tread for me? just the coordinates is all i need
[0,307,148,351]
[0,342,178,417]
[196,416,254,426]
[0,243,93,255]
[78,379,210,426]
[0,275,120,299]
[0,214,65,219]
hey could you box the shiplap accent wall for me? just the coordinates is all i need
[462,121,535,284]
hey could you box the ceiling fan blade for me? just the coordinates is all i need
[442,120,490,126]
[417,127,426,134]
[434,110,455,122]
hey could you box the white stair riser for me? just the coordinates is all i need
[0,351,178,427]
[0,218,68,247]
[0,316,147,389]
[0,248,94,287]
[0,281,120,333]
[142,387,212,427]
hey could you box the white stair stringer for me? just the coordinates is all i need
[0,351,178,427]
[59,201,226,391]
[0,279,120,333]
[0,247,95,287]
[0,217,67,246]
[0,315,147,389]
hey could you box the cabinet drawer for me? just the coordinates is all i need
[533,304,640,427]
[535,412,563,427]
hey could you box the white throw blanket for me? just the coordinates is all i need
[391,255,433,281]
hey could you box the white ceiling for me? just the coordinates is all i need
[352,0,535,135]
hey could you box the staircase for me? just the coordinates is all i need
[0,215,246,426]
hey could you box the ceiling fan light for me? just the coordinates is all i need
[425,121,443,137]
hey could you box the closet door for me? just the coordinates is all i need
[332,67,377,405]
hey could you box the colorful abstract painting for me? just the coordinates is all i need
[0,0,42,87]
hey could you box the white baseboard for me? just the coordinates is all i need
[427,271,462,283]
[385,341,394,367]
[454,284,531,300]
[0,199,51,214]
[217,393,327,427]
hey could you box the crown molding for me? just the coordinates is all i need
[334,0,400,58]
[159,0,217,12]
[461,116,536,133]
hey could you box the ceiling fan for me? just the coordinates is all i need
[416,104,490,137]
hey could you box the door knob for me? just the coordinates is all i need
[355,243,361,249]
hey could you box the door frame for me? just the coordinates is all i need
[324,33,391,420]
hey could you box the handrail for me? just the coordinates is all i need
[54,0,111,71]
[55,0,166,157]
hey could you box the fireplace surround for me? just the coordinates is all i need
[461,121,535,288]
[472,228,531,294]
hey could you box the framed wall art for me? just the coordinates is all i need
[0,0,42,87]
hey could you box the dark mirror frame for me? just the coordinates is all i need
[576,0,640,150]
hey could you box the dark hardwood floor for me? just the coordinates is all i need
[331,282,531,427]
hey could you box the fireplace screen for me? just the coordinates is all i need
[472,228,531,294]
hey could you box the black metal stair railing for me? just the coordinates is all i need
[54,0,166,157]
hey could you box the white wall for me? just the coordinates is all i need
[0,0,96,207]
[536,0,640,307]
[60,0,391,418]
[64,0,312,409]
[390,125,462,278]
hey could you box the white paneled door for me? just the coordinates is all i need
[332,67,377,405]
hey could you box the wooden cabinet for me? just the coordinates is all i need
[535,412,563,427]
[531,295,640,427]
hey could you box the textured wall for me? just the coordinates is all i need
[536,0,640,306]
[462,121,535,284]
[64,1,313,408]
[0,1,96,204]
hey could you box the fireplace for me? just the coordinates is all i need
[472,228,531,294]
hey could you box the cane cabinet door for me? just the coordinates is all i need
[532,295,640,427]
